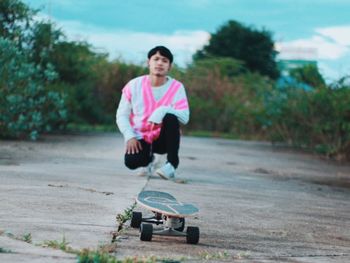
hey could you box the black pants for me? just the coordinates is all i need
[124,114,180,169]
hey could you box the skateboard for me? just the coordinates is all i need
[130,190,200,244]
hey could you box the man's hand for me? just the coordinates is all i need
[149,122,161,131]
[126,138,142,154]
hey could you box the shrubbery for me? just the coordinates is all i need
[266,78,350,160]
[184,57,273,138]
[0,37,66,139]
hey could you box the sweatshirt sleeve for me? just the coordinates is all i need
[116,94,136,142]
[148,84,190,124]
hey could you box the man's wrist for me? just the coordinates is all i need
[124,133,136,143]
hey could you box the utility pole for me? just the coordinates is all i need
[48,0,52,21]
[47,0,53,52]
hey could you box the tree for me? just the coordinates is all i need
[194,20,279,79]
[0,0,35,47]
[0,1,67,139]
[289,64,326,88]
[29,21,63,68]
[0,37,66,139]
[50,40,101,84]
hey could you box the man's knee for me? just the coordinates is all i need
[124,154,150,170]
[124,159,138,170]
[124,156,144,170]
[163,114,179,127]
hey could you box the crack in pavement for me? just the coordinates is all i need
[47,184,114,196]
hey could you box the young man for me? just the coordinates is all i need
[116,46,189,179]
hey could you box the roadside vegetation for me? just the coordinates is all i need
[1,0,349,161]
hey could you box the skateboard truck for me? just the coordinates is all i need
[134,213,199,244]
[131,212,185,231]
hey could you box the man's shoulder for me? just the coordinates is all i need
[126,75,148,90]
[168,76,184,87]
[129,75,146,84]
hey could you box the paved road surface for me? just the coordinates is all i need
[1,133,349,262]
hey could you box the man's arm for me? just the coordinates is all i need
[116,95,143,154]
[148,85,190,124]
[148,106,189,124]
[116,94,136,142]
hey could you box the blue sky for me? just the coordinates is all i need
[24,0,350,81]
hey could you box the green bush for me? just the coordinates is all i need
[0,37,67,139]
[185,57,273,138]
[51,58,147,125]
[266,77,350,159]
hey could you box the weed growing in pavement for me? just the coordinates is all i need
[22,233,32,243]
[159,258,185,263]
[78,250,175,263]
[3,231,14,238]
[78,249,119,263]
[112,202,137,243]
[0,247,12,253]
[234,251,251,259]
[116,202,137,233]
[199,250,230,260]
[41,236,77,254]
[2,230,32,243]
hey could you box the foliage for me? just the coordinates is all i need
[116,203,136,232]
[194,20,279,79]
[0,0,35,46]
[43,236,69,251]
[199,250,230,260]
[92,59,147,124]
[29,21,63,69]
[0,37,66,139]
[22,233,32,243]
[289,64,326,88]
[78,250,159,263]
[51,41,101,84]
[78,249,119,263]
[0,247,12,253]
[185,57,273,138]
[266,77,350,160]
[48,39,146,124]
[185,57,349,160]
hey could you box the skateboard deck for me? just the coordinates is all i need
[136,190,199,217]
[132,190,200,244]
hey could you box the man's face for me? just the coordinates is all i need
[148,51,171,77]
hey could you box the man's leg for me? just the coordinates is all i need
[124,140,152,170]
[153,113,180,169]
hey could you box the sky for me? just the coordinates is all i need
[23,0,350,82]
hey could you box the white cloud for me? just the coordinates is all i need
[316,25,350,46]
[276,24,350,61]
[277,35,349,60]
[276,25,350,81]
[53,20,210,67]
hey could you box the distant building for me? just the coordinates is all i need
[277,59,317,76]
[275,45,318,76]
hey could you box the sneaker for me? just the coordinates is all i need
[153,154,165,171]
[156,163,175,180]
[136,162,152,177]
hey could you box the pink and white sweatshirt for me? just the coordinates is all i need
[116,75,189,143]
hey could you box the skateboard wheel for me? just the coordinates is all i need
[175,218,185,232]
[130,212,142,228]
[186,226,199,244]
[140,223,153,241]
